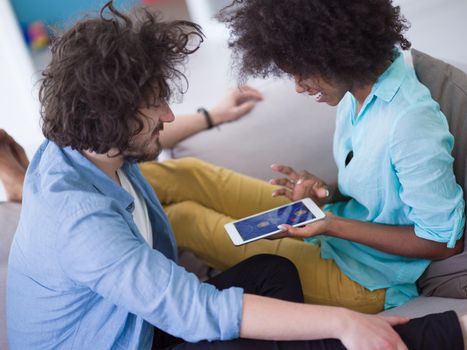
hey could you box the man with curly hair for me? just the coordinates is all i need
[142,0,465,314]
[6,1,466,350]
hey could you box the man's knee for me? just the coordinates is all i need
[140,157,210,179]
[166,200,201,221]
[172,157,213,173]
[242,254,303,303]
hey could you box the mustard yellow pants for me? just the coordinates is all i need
[140,158,385,313]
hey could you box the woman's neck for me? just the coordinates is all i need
[351,60,393,114]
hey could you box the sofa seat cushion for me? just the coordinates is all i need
[380,296,467,318]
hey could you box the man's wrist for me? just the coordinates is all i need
[208,108,225,126]
[327,307,351,340]
[197,108,215,129]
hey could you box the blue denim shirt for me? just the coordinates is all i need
[7,141,243,349]
[307,52,465,309]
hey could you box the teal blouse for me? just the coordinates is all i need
[307,52,465,309]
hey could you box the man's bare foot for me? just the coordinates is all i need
[0,129,28,202]
[6,133,29,169]
[460,313,467,350]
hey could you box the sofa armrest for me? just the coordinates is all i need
[1,201,21,350]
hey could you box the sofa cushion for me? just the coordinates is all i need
[380,296,467,318]
[411,49,467,298]
[1,201,21,350]
[171,79,338,184]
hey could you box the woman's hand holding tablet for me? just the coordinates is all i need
[224,198,325,246]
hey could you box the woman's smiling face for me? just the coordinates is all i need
[293,75,350,106]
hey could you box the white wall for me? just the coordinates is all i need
[177,0,467,118]
[0,0,466,201]
[0,0,41,201]
[395,0,467,64]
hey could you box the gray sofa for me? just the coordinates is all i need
[1,49,467,348]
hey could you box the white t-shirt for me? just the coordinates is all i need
[117,169,153,247]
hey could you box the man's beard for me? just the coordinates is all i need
[126,139,162,163]
[123,123,163,163]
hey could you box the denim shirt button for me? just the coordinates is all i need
[126,202,135,212]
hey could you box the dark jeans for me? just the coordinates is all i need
[153,254,463,350]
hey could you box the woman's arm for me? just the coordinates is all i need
[270,165,463,260]
[241,294,409,350]
[159,86,263,149]
[280,214,464,260]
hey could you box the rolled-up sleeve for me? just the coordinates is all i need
[56,206,244,342]
[390,104,465,247]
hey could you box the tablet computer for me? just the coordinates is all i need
[224,198,325,246]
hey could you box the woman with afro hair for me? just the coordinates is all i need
[140,0,465,315]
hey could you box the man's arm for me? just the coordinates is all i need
[159,112,211,149]
[57,205,410,348]
[57,207,244,342]
[241,294,409,350]
[159,86,263,148]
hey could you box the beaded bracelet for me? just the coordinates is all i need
[197,107,214,129]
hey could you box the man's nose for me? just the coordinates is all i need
[161,107,175,123]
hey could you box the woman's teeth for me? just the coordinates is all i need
[312,92,323,101]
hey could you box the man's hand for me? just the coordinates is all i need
[242,294,409,349]
[339,309,409,350]
[269,164,330,205]
[209,86,263,125]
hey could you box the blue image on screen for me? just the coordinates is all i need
[234,201,315,241]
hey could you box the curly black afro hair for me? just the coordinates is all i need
[219,0,411,87]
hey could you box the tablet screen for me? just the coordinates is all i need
[234,201,316,241]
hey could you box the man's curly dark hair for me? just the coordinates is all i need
[219,0,411,86]
[40,1,203,154]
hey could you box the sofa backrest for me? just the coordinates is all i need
[412,49,467,298]
[171,78,338,184]
[0,202,21,350]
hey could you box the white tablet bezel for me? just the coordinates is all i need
[224,198,325,246]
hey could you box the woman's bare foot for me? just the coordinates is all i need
[0,129,28,202]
